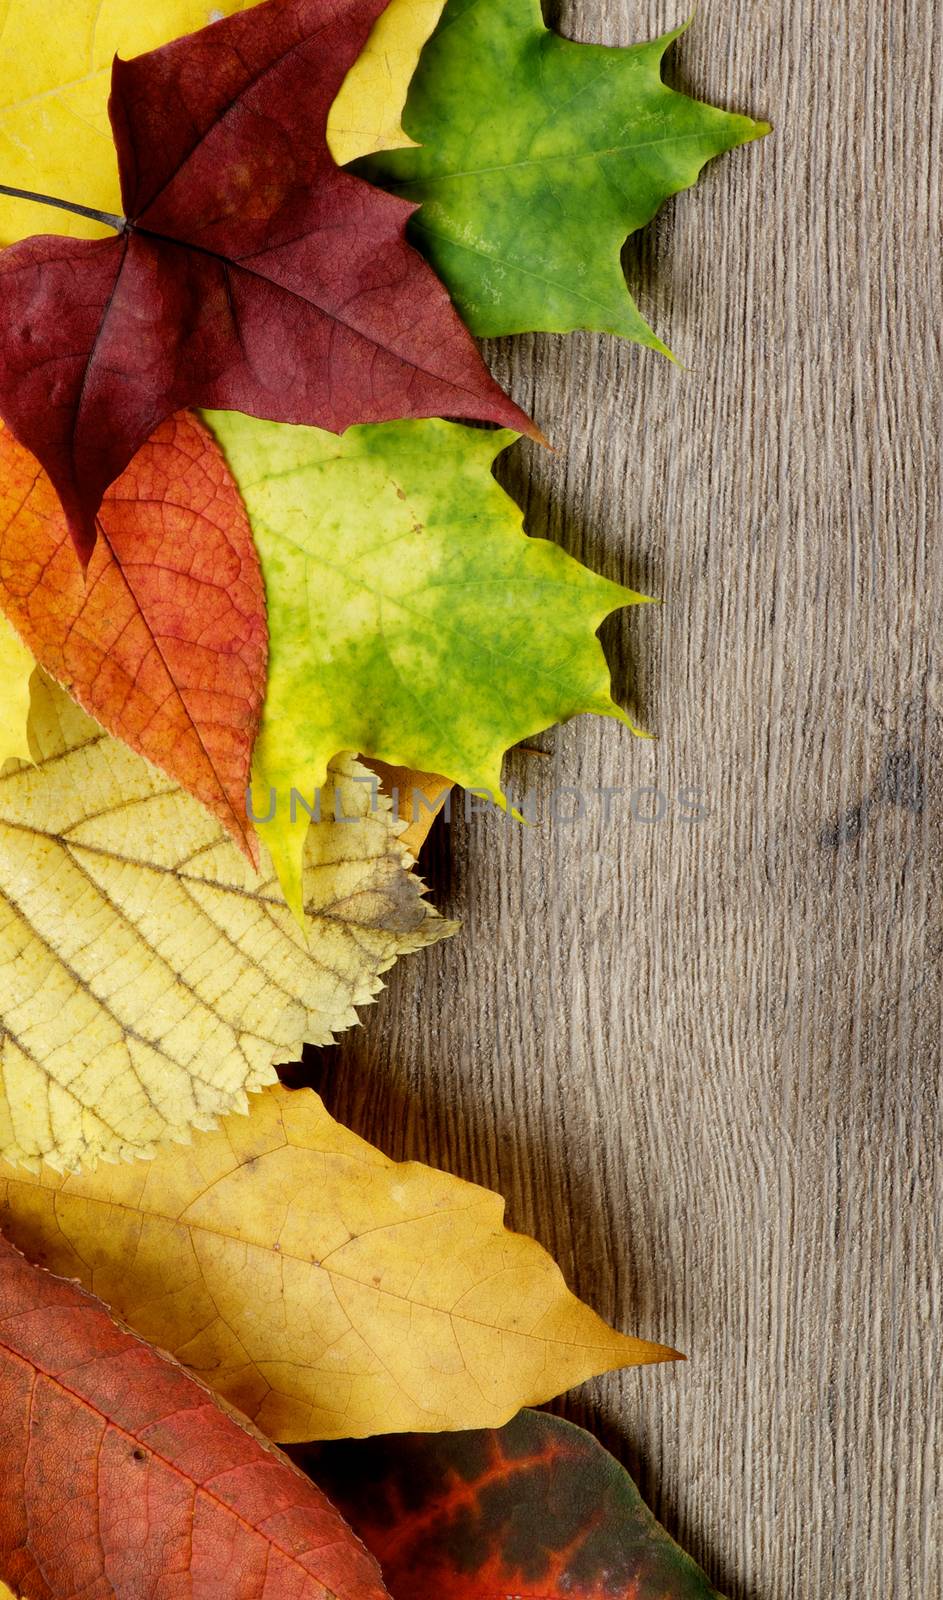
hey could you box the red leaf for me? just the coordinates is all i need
[0,413,265,861]
[0,0,534,561]
[0,1234,391,1600]
[304,1410,725,1600]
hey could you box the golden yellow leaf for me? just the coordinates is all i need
[0,0,263,246]
[0,671,452,1173]
[366,761,452,857]
[326,0,446,166]
[0,616,33,768]
[0,1083,678,1441]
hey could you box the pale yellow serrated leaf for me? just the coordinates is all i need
[0,615,33,768]
[0,672,453,1173]
[326,0,446,167]
[0,0,263,245]
[0,1083,679,1441]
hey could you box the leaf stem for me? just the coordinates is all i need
[0,184,125,232]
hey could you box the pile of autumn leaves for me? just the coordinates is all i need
[0,1,766,1595]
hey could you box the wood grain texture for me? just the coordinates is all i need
[319,3,942,1594]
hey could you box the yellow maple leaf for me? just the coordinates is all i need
[0,670,453,1173]
[327,0,447,167]
[0,0,263,245]
[0,1083,678,1440]
[0,616,33,768]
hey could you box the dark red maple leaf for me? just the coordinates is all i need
[0,0,535,563]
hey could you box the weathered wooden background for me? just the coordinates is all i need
[322,2,941,1594]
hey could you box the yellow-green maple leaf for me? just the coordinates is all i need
[0,1083,678,1440]
[0,0,263,246]
[327,0,447,166]
[0,615,33,768]
[207,413,647,918]
[0,670,452,1173]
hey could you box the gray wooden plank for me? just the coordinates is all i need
[324,2,943,1594]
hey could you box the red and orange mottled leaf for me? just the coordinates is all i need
[304,1409,726,1600]
[0,1234,391,1600]
[0,0,533,560]
[0,413,265,860]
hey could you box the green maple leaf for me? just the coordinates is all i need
[205,412,646,918]
[352,4,769,344]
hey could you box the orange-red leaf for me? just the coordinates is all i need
[0,413,266,860]
[0,1233,390,1600]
